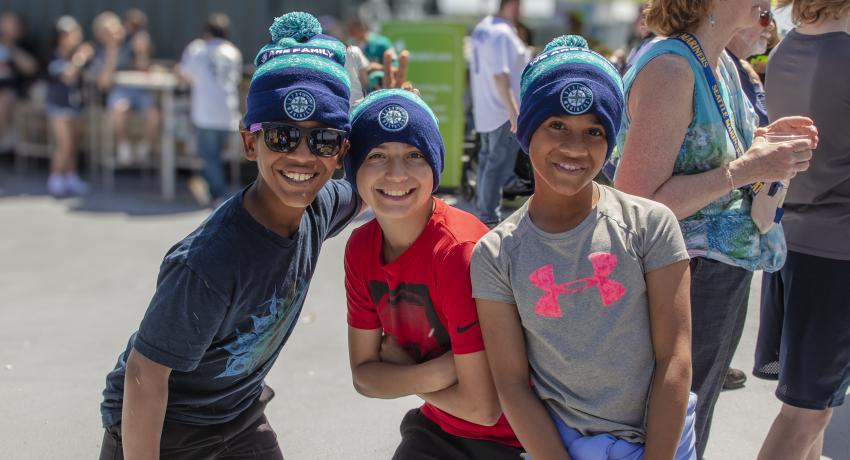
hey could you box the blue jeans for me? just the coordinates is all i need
[196,128,231,200]
[476,121,519,223]
[689,257,753,459]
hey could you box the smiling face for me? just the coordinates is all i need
[355,142,434,221]
[241,120,347,210]
[528,114,608,198]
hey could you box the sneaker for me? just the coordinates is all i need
[64,173,89,195]
[188,176,212,207]
[117,142,133,167]
[503,177,534,198]
[483,219,501,230]
[723,368,747,390]
[47,174,67,197]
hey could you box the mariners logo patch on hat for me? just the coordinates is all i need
[284,89,316,121]
[378,104,409,132]
[560,83,594,115]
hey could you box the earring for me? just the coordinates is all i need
[709,13,717,27]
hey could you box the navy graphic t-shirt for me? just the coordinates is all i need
[101,180,360,427]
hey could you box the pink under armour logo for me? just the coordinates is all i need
[529,252,627,318]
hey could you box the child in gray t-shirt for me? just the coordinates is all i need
[471,35,696,460]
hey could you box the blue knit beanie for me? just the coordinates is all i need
[243,12,351,131]
[345,89,444,192]
[517,35,624,160]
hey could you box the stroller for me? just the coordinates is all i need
[459,131,534,203]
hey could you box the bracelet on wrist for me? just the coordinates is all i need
[723,162,736,193]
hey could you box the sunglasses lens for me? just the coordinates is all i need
[760,11,771,28]
[265,125,300,153]
[309,130,344,157]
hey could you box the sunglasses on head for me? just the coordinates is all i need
[759,9,772,28]
[248,122,348,158]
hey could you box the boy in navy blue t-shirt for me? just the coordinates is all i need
[99,13,361,459]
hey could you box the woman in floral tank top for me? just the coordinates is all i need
[606,0,818,458]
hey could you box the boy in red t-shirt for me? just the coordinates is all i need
[343,89,522,459]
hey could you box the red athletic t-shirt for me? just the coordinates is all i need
[346,198,519,447]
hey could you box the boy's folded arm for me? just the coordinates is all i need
[121,347,172,460]
[476,298,572,460]
[644,260,693,460]
[348,327,457,398]
[415,350,503,426]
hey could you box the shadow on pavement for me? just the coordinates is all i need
[1,160,211,217]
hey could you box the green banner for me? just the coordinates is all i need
[381,21,467,190]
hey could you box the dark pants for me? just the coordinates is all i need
[197,128,231,200]
[689,257,753,459]
[99,386,283,460]
[393,409,523,460]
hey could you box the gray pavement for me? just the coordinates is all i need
[1,168,847,459]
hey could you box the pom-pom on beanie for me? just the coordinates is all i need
[243,12,351,131]
[516,35,624,160]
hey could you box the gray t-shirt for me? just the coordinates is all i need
[766,29,850,260]
[471,185,689,443]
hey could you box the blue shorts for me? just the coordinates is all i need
[108,86,154,112]
[754,250,850,410]
[46,104,82,119]
[546,393,697,460]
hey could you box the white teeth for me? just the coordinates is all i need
[558,163,583,171]
[381,189,411,197]
[283,172,314,182]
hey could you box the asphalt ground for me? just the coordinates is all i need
[1,166,847,459]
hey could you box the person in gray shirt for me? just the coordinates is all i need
[472,35,696,460]
[756,1,850,459]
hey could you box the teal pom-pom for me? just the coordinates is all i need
[543,35,589,53]
[269,12,322,43]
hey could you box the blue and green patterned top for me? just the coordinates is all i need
[610,38,785,272]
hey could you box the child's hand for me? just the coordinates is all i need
[382,49,420,96]
[380,334,416,365]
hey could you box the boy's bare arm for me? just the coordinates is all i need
[644,260,692,460]
[476,298,571,460]
[122,347,171,460]
[413,350,503,426]
[348,327,457,398]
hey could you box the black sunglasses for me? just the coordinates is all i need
[249,122,348,158]
[759,9,772,28]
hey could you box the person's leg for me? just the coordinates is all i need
[392,408,522,460]
[806,431,825,460]
[753,270,784,380]
[757,405,832,460]
[197,128,229,201]
[48,115,75,196]
[688,257,753,459]
[475,130,493,221]
[0,88,15,146]
[476,121,519,224]
[108,88,135,166]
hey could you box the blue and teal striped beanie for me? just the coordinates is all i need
[345,89,444,192]
[517,35,624,160]
[243,12,351,131]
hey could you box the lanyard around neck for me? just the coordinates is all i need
[673,33,746,159]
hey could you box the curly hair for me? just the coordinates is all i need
[777,0,850,24]
[644,0,714,36]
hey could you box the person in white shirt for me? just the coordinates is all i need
[469,0,529,226]
[178,13,243,206]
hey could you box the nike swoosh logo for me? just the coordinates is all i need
[456,320,479,334]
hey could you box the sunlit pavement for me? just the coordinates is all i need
[1,168,847,459]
